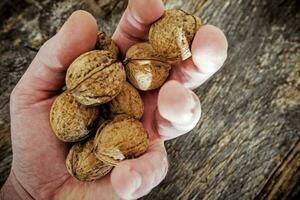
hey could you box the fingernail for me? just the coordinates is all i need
[58,11,91,35]
[158,81,197,124]
[193,53,223,75]
[128,170,142,195]
[191,25,228,75]
[57,14,71,31]
[172,91,201,131]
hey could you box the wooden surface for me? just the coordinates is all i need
[0,0,299,199]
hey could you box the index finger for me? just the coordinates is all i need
[169,25,228,89]
[112,0,164,55]
[11,11,98,106]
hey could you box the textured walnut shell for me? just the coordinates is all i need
[109,82,144,119]
[125,42,171,91]
[50,91,98,142]
[66,137,113,181]
[66,50,126,106]
[96,32,119,59]
[149,9,202,60]
[94,115,149,166]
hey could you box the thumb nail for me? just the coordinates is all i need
[128,170,142,195]
[158,80,199,124]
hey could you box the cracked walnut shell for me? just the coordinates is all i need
[50,91,98,142]
[66,50,126,106]
[125,42,171,91]
[94,115,149,166]
[149,9,202,60]
[66,137,113,181]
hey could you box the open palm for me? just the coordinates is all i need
[7,0,227,199]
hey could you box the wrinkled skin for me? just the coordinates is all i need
[4,0,228,199]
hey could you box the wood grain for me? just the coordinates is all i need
[255,140,300,200]
[0,0,299,199]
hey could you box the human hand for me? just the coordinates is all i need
[1,0,227,199]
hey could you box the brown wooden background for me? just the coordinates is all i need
[0,0,299,199]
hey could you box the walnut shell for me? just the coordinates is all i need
[50,91,98,142]
[94,115,149,166]
[66,50,126,106]
[125,42,171,91]
[109,82,144,119]
[149,9,202,60]
[66,137,113,181]
[96,32,119,59]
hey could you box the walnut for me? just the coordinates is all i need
[109,82,144,119]
[149,9,202,60]
[96,32,120,59]
[50,91,98,142]
[124,42,171,91]
[66,50,126,106]
[66,137,113,181]
[94,115,149,166]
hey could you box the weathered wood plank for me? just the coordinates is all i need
[255,140,300,200]
[0,0,299,199]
